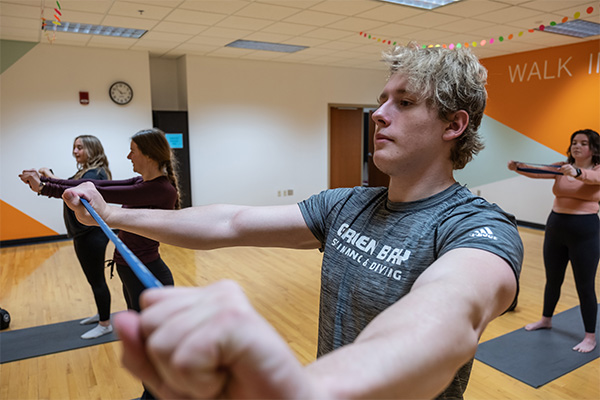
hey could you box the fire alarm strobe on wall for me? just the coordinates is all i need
[109,81,133,105]
[79,91,89,105]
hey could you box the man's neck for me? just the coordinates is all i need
[387,170,456,203]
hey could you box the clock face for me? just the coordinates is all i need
[109,81,133,105]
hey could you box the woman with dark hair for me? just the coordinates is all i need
[21,128,180,398]
[508,129,600,353]
[20,135,113,339]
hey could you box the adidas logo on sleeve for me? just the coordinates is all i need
[470,227,498,240]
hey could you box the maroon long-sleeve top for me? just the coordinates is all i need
[41,175,177,265]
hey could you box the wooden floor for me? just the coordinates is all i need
[0,227,598,399]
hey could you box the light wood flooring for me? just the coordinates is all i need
[0,227,598,399]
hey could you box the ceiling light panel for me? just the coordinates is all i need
[226,39,308,53]
[376,0,462,10]
[541,19,600,38]
[44,21,147,38]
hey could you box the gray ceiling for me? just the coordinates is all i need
[1,0,598,70]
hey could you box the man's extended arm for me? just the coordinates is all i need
[115,247,517,399]
[62,182,320,250]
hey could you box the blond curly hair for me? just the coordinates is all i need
[382,42,488,170]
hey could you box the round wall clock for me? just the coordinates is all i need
[109,81,133,105]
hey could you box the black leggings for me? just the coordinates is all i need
[542,211,599,333]
[72,228,111,322]
[117,257,174,400]
[116,257,174,312]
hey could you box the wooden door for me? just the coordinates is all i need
[329,107,363,188]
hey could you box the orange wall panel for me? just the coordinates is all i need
[482,39,600,154]
[0,199,58,241]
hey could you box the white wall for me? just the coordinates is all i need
[1,43,153,235]
[149,57,181,111]
[184,55,386,206]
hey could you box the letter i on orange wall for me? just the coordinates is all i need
[0,200,57,241]
[482,39,600,154]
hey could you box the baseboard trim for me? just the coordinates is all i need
[516,220,545,231]
[1,234,70,248]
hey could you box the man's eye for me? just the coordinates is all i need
[399,100,412,107]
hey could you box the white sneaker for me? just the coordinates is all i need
[81,324,113,340]
[79,314,99,325]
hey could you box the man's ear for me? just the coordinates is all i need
[442,110,469,141]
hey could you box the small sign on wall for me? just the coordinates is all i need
[165,133,183,149]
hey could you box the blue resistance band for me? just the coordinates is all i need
[81,198,163,289]
[516,167,563,175]
[515,161,563,175]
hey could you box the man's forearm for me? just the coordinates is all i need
[104,203,320,250]
[106,204,247,250]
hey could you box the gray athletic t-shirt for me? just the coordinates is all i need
[298,183,523,399]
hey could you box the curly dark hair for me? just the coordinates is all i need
[567,129,599,165]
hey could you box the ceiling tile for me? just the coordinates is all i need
[215,15,274,30]
[101,16,157,30]
[284,36,328,47]
[366,22,421,38]
[141,31,194,43]
[108,2,172,20]
[87,35,138,48]
[257,1,321,10]
[327,16,389,32]
[437,18,496,34]
[303,27,356,40]
[355,3,425,23]
[308,0,381,16]
[179,0,250,15]
[234,2,302,20]
[520,0,593,13]
[282,10,347,26]
[0,25,40,41]
[260,21,316,35]
[399,11,462,29]
[55,10,105,25]
[1,15,42,30]
[172,42,221,53]
[1,3,44,19]
[58,0,112,14]
[165,9,227,25]
[153,21,208,35]
[435,0,509,18]
[208,46,256,57]
[475,5,543,24]
[199,26,254,40]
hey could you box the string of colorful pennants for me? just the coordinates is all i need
[40,0,63,44]
[359,6,596,49]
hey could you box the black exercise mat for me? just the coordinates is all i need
[0,316,119,364]
[475,305,600,388]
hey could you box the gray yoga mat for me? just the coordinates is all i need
[0,316,119,364]
[475,305,600,388]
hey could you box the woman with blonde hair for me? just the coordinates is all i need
[20,135,114,339]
